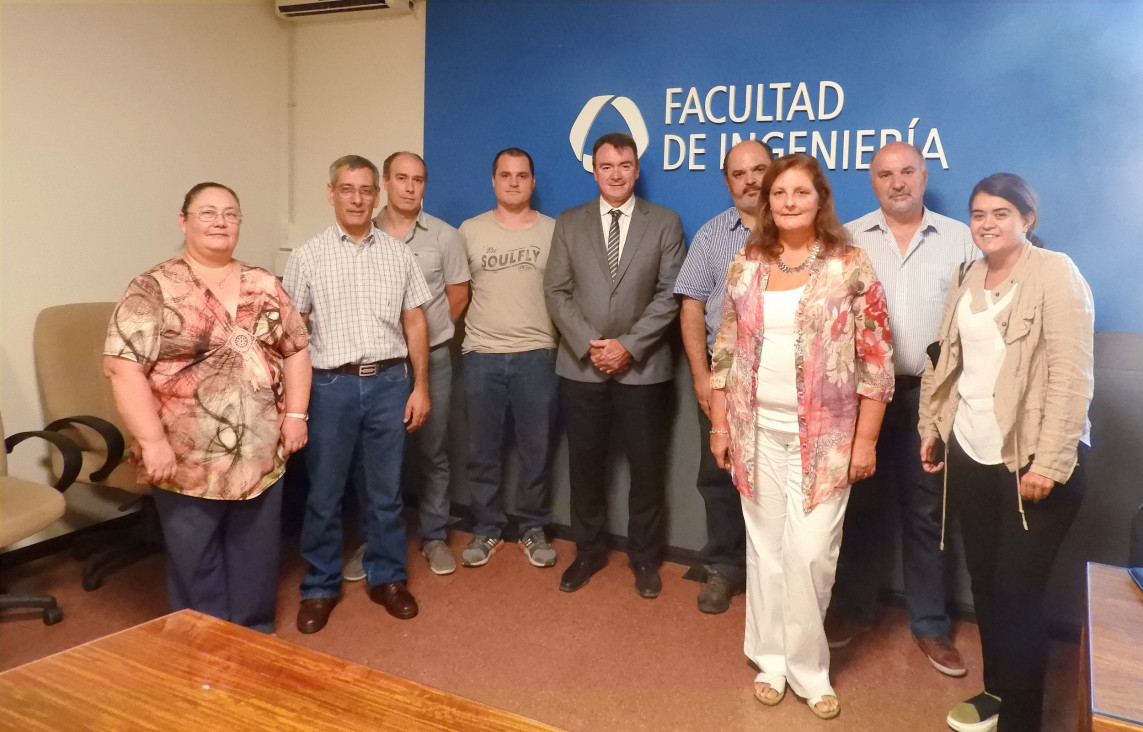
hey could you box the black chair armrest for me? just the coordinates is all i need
[4,430,83,490]
[43,415,125,482]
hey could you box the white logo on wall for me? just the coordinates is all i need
[569,95,649,172]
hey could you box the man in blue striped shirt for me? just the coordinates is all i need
[828,142,978,676]
[675,139,772,614]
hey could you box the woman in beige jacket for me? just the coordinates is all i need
[918,173,1093,732]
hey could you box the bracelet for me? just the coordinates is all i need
[709,429,729,435]
[285,412,309,422]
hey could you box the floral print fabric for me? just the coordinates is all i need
[711,246,895,512]
[105,257,308,500]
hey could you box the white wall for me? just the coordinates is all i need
[0,2,291,479]
[287,7,427,250]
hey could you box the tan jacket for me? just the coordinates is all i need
[918,245,1093,483]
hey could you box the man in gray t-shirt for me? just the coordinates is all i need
[456,148,559,570]
[342,152,471,579]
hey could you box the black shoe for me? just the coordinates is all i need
[632,562,661,598]
[559,554,607,592]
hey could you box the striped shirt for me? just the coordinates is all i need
[673,207,751,351]
[283,223,432,370]
[846,208,978,376]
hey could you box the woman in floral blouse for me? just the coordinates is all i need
[709,154,894,720]
[104,182,311,633]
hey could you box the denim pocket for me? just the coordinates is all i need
[378,361,409,383]
[313,370,342,387]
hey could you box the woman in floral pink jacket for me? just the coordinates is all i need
[709,154,894,721]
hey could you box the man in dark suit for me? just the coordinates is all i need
[544,131,685,599]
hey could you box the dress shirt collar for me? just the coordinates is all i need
[858,207,945,238]
[728,208,750,234]
[598,196,636,219]
[335,221,380,246]
[376,206,430,244]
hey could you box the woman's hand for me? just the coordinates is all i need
[1019,470,1055,502]
[920,437,945,473]
[710,431,731,470]
[136,437,177,485]
[848,437,877,483]
[281,416,308,455]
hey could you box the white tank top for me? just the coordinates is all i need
[952,285,1017,465]
[754,285,804,433]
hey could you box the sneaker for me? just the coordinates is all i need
[947,691,1001,732]
[824,614,873,649]
[519,527,557,568]
[697,572,738,614]
[461,535,502,568]
[915,634,967,677]
[421,539,456,575]
[343,543,366,582]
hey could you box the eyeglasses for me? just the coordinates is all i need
[334,185,379,199]
[188,208,242,224]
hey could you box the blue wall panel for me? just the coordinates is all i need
[426,0,1143,333]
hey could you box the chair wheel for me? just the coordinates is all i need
[43,607,64,625]
[82,573,103,592]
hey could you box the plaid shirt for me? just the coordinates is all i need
[283,223,431,370]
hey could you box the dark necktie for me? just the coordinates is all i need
[607,209,621,279]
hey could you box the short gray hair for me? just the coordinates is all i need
[329,155,379,187]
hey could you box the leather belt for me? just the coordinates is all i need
[894,374,922,390]
[326,359,405,377]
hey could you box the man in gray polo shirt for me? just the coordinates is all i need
[342,151,470,578]
[827,142,978,676]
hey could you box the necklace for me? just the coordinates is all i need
[185,255,236,289]
[775,240,822,274]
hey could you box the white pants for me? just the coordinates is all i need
[742,427,850,700]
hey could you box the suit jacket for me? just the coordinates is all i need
[544,196,685,384]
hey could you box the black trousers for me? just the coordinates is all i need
[695,407,746,584]
[152,478,283,633]
[948,435,1086,732]
[561,378,673,564]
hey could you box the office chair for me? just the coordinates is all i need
[1,413,83,625]
[33,302,161,591]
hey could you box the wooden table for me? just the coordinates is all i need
[0,609,562,731]
[1082,563,1143,732]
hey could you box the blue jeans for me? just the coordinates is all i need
[300,364,410,598]
[405,345,453,541]
[463,349,558,538]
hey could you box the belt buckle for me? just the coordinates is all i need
[358,363,378,377]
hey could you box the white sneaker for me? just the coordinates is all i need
[343,543,366,582]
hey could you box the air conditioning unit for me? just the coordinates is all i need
[276,0,413,22]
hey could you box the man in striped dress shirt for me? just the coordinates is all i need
[674,139,772,614]
[827,142,978,676]
[284,154,433,633]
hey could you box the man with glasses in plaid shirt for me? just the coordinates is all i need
[284,154,432,634]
